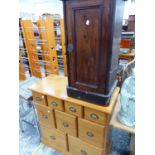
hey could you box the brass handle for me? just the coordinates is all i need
[51,102,58,107]
[50,136,56,140]
[42,114,48,119]
[90,113,99,120]
[80,149,87,155]
[86,131,94,137]
[69,107,76,113]
[35,96,44,102]
[63,122,69,128]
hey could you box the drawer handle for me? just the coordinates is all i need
[42,114,48,119]
[69,107,76,113]
[50,136,56,140]
[80,149,87,155]
[35,96,44,102]
[90,113,99,120]
[86,131,94,137]
[51,102,58,107]
[63,122,69,128]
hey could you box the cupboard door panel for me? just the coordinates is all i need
[65,0,107,93]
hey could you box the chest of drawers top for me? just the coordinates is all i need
[29,75,119,114]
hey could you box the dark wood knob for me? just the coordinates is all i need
[51,47,54,50]
[67,43,74,52]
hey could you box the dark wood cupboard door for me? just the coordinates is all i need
[65,0,109,93]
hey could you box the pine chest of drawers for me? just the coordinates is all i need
[29,75,119,155]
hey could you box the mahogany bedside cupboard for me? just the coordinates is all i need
[61,0,125,105]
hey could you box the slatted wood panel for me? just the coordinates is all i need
[20,20,42,78]
[19,50,26,81]
[37,19,59,75]
[37,20,50,76]
[60,19,67,76]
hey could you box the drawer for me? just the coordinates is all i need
[65,101,83,117]
[68,135,104,155]
[78,118,106,148]
[32,91,47,105]
[84,107,109,125]
[35,104,55,129]
[55,110,77,137]
[40,125,68,153]
[47,96,64,111]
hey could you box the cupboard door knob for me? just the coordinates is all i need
[69,107,76,113]
[90,113,99,120]
[51,102,58,107]
[86,131,94,137]
[50,136,56,140]
[63,122,69,128]
[80,149,87,155]
[67,43,74,53]
[35,96,44,102]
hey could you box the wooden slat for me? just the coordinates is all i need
[37,19,59,75]
[19,50,26,81]
[60,19,67,76]
[37,20,51,76]
[20,20,42,78]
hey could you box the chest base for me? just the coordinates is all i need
[67,80,118,106]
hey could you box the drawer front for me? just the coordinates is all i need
[32,91,47,105]
[68,135,104,155]
[65,101,83,117]
[84,107,108,125]
[55,110,77,137]
[35,104,55,128]
[47,96,64,111]
[40,125,68,153]
[78,118,105,148]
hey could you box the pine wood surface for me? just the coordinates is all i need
[29,75,120,114]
